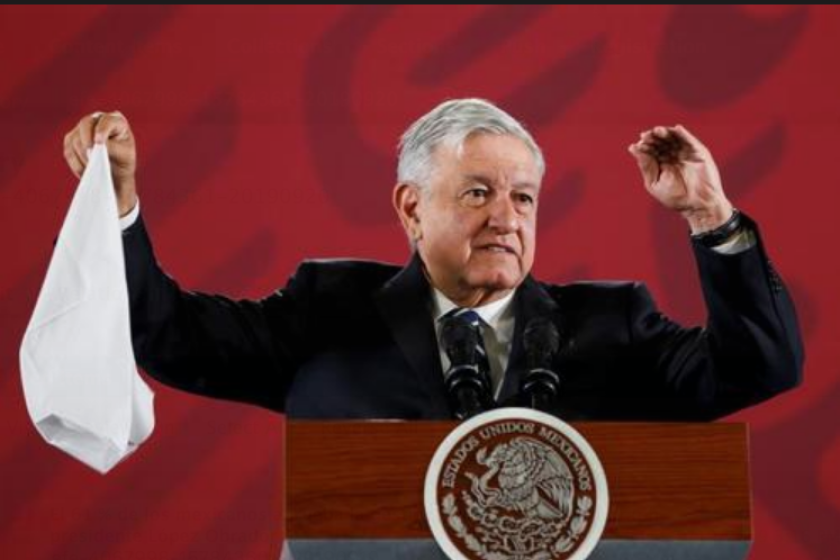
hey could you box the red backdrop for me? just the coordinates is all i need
[1,5,837,559]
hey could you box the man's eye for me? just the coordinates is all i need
[466,189,488,199]
[462,189,490,205]
[516,193,535,205]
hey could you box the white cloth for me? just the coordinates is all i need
[20,144,155,474]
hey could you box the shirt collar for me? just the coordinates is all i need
[431,288,515,331]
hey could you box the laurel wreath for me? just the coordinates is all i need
[553,496,593,554]
[443,493,509,560]
[443,493,594,559]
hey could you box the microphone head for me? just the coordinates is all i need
[441,314,479,366]
[523,317,560,369]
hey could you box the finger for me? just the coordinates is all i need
[94,112,130,144]
[63,131,74,161]
[639,135,671,150]
[637,133,664,152]
[63,132,81,172]
[642,129,685,157]
[64,143,84,179]
[653,126,671,139]
[651,127,684,150]
[108,140,135,166]
[71,134,89,167]
[672,124,707,153]
[637,139,673,162]
[630,140,656,152]
[631,144,655,162]
[628,143,660,185]
[635,141,673,161]
[639,130,657,143]
[660,126,706,163]
[628,142,652,158]
[78,113,100,151]
[640,131,679,158]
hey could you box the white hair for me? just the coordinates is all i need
[397,98,545,189]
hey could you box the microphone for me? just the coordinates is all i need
[521,317,561,412]
[440,314,493,420]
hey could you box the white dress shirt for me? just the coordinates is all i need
[431,288,515,399]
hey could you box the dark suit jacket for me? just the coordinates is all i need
[123,214,803,421]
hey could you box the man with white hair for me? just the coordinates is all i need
[62,98,803,420]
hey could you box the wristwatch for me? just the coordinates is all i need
[691,209,743,247]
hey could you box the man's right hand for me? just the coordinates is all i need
[63,111,137,217]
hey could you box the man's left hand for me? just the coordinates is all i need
[628,125,733,234]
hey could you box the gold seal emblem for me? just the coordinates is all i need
[425,408,609,560]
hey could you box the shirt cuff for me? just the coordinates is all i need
[711,227,756,255]
[119,199,140,230]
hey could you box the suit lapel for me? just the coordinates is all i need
[373,253,450,418]
[374,259,561,414]
[497,275,560,404]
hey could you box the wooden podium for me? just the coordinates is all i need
[284,421,751,560]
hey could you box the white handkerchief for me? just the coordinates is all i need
[20,144,155,474]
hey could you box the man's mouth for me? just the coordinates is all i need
[477,243,517,255]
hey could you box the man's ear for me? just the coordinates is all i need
[393,182,423,242]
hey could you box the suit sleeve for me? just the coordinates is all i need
[629,216,804,419]
[122,214,310,413]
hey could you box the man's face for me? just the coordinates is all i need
[398,133,541,307]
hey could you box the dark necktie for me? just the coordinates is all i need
[443,308,491,380]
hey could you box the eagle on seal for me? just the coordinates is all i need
[469,436,574,521]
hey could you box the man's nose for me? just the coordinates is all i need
[487,196,519,233]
